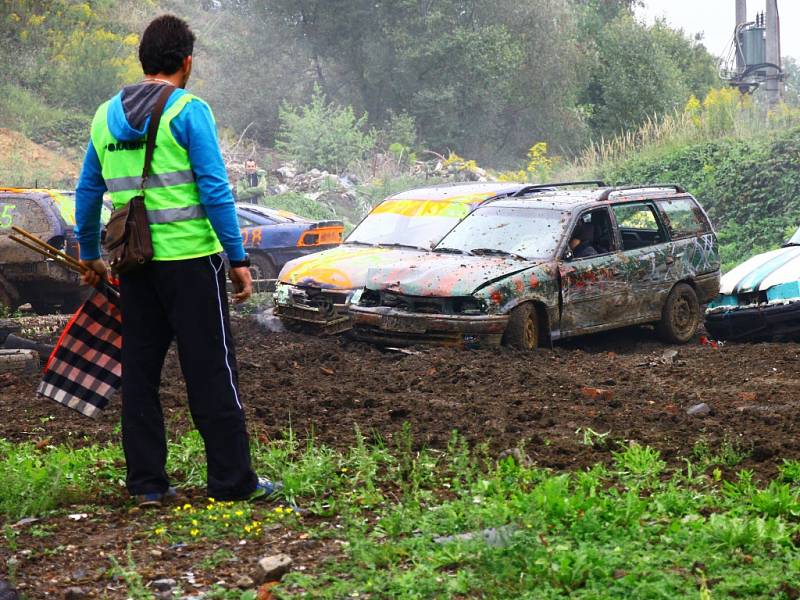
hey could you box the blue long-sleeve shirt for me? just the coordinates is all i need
[75,85,245,262]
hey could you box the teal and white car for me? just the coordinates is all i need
[706,226,800,340]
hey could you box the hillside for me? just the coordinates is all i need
[603,126,800,271]
[0,129,81,189]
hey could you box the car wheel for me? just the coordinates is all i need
[502,303,539,350]
[249,254,277,286]
[657,283,700,344]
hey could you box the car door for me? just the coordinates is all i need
[557,207,634,335]
[609,200,672,322]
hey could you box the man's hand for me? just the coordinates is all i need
[79,259,109,287]
[229,266,252,303]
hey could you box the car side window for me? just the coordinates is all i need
[656,197,711,239]
[237,215,260,227]
[565,208,615,260]
[612,202,665,250]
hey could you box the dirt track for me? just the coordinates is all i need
[4,316,800,598]
[4,315,800,480]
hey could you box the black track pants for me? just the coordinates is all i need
[119,254,257,499]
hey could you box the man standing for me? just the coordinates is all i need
[236,159,269,204]
[75,14,278,507]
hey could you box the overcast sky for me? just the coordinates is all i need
[635,0,799,61]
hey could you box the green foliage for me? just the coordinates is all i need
[261,192,339,222]
[603,126,800,271]
[0,437,125,519]
[4,428,800,598]
[30,114,92,149]
[582,15,691,138]
[0,1,139,113]
[276,87,375,173]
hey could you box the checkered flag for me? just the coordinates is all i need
[37,283,121,418]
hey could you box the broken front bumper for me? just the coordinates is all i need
[705,299,800,341]
[349,305,508,347]
[273,284,353,334]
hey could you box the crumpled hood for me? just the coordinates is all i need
[365,253,535,297]
[106,83,180,141]
[279,244,424,290]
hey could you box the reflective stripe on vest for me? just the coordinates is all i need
[147,204,206,224]
[104,169,196,194]
[90,91,223,260]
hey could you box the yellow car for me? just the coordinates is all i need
[273,182,528,333]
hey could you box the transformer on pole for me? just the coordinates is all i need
[720,0,784,102]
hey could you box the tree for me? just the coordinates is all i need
[580,14,717,139]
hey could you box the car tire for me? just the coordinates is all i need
[249,254,277,290]
[657,282,700,344]
[502,303,539,350]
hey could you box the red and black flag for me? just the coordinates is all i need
[37,284,121,418]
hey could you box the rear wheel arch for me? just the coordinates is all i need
[657,281,701,344]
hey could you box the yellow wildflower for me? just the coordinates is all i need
[183,503,192,510]
[154,527,166,535]
[192,519,198,526]
[190,529,199,537]
[235,510,244,517]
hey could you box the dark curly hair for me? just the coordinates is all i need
[139,14,195,75]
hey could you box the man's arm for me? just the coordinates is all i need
[171,99,246,261]
[74,140,107,261]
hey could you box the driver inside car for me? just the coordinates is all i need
[569,221,599,258]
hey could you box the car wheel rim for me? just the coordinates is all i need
[672,295,695,334]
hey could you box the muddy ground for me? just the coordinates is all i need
[2,315,800,598]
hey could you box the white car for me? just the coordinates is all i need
[705,226,800,340]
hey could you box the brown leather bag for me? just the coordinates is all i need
[103,85,174,275]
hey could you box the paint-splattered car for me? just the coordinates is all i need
[236,203,344,281]
[350,184,720,348]
[0,188,91,312]
[705,226,800,341]
[273,182,530,333]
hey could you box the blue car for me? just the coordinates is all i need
[235,204,344,280]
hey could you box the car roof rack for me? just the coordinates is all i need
[512,180,607,197]
[595,184,686,201]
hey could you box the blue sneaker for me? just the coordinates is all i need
[135,486,177,508]
[245,477,283,502]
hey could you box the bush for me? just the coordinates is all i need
[603,126,800,271]
[262,192,339,222]
[276,86,376,173]
[30,114,91,149]
[0,83,76,138]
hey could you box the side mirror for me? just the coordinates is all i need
[563,249,574,261]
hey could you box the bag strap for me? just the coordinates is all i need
[140,84,176,191]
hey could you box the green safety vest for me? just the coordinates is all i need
[90,92,222,260]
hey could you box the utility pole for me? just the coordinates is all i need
[765,0,782,105]
[735,0,747,74]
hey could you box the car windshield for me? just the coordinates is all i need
[787,226,800,246]
[346,198,479,249]
[435,205,568,259]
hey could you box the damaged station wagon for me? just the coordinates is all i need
[273,182,530,333]
[350,183,720,349]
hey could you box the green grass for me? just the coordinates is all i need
[2,430,800,598]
